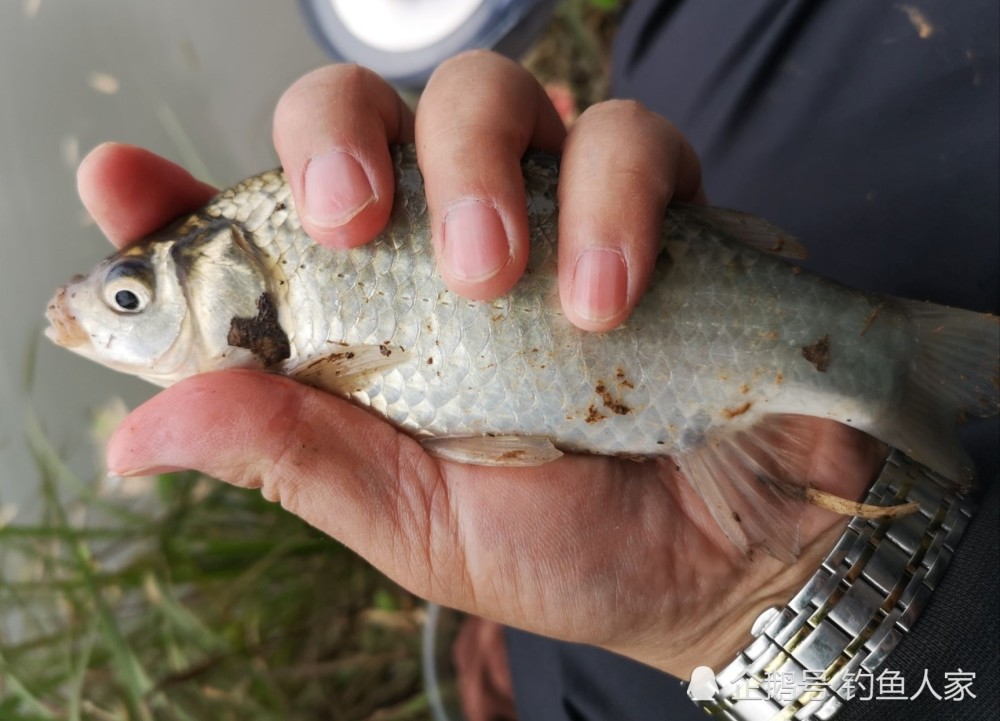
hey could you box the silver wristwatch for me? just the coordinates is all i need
[688,448,977,720]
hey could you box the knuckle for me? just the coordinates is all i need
[434,48,505,75]
[275,64,377,120]
[428,49,528,95]
[277,65,331,111]
[581,98,675,139]
[329,62,381,99]
[585,97,649,124]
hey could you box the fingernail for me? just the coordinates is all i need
[303,151,376,227]
[571,249,628,322]
[442,201,511,282]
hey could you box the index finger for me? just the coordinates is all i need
[272,64,415,249]
[77,143,218,249]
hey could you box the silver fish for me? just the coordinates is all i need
[46,145,999,561]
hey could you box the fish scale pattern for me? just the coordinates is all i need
[204,145,915,457]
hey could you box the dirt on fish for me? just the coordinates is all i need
[801,334,831,372]
[227,292,290,367]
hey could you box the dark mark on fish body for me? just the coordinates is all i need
[860,305,881,337]
[723,401,753,419]
[595,381,631,415]
[801,335,831,372]
[585,404,606,424]
[227,292,290,367]
[379,345,391,357]
[615,452,648,462]
[615,368,635,389]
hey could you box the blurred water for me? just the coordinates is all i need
[0,0,329,517]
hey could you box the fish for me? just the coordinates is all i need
[46,144,999,562]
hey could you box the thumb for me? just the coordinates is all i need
[107,370,445,584]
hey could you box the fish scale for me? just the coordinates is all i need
[197,147,901,455]
[46,144,999,561]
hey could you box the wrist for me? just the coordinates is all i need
[688,449,976,718]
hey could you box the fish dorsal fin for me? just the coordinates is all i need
[674,414,917,564]
[290,344,413,395]
[669,204,809,260]
[422,435,563,467]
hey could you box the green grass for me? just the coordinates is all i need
[0,413,427,721]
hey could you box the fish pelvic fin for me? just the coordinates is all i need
[422,435,563,467]
[872,301,999,483]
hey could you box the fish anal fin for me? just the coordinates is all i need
[677,414,843,564]
[291,344,413,395]
[676,414,924,564]
[669,204,809,260]
[422,435,563,467]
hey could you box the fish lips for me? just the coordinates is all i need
[45,285,90,348]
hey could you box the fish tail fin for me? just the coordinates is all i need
[872,302,999,483]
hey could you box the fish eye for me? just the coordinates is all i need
[102,258,154,314]
[114,289,141,311]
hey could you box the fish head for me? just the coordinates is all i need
[46,220,277,386]
[45,239,196,385]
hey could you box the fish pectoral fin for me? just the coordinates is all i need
[668,204,809,260]
[422,435,563,467]
[290,344,413,395]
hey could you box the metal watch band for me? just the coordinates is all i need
[690,448,977,720]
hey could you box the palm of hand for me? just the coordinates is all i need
[115,369,879,676]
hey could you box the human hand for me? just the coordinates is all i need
[77,54,884,677]
[269,51,705,330]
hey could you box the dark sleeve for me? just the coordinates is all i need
[507,1,998,718]
[839,475,998,721]
[614,6,1000,714]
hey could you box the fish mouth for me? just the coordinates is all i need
[45,286,90,348]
